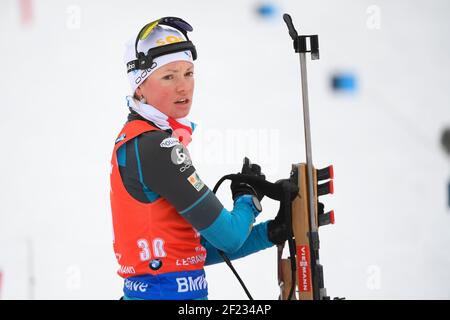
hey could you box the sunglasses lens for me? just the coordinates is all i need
[172,19,193,32]
[139,19,161,40]
[163,17,193,32]
[138,17,193,42]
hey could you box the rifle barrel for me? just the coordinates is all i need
[299,53,318,233]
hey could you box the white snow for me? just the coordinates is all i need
[0,0,449,300]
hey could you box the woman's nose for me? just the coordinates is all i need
[176,78,189,93]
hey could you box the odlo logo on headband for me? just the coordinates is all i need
[134,62,158,85]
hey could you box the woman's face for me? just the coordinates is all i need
[136,60,194,119]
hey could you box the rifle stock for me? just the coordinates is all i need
[278,164,334,300]
[279,258,296,300]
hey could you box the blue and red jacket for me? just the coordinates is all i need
[110,111,274,300]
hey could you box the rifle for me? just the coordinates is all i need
[213,13,341,300]
[277,13,337,300]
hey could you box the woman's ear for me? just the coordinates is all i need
[135,86,142,98]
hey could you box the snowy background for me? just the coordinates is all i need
[0,0,449,300]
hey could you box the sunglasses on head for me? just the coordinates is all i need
[126,17,197,73]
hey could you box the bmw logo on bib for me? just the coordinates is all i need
[149,259,162,271]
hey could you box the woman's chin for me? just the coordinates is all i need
[173,105,191,118]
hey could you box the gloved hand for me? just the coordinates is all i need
[267,201,290,245]
[268,198,325,245]
[231,157,266,201]
[267,179,300,246]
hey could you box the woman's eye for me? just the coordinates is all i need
[163,75,174,80]
[185,71,194,77]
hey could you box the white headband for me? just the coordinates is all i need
[123,26,194,94]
